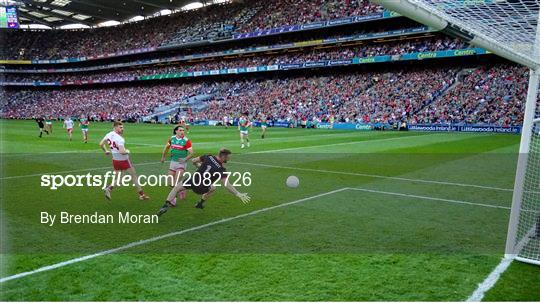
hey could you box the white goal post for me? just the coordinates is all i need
[372,0,540,266]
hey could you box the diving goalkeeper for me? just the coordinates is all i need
[157,148,250,216]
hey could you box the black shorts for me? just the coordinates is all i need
[182,178,210,195]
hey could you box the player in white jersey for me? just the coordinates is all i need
[99,121,149,201]
[63,117,74,141]
[223,115,229,129]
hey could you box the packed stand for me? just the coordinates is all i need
[2,83,210,121]
[2,64,526,126]
[415,64,528,126]
[2,2,246,60]
[3,36,466,83]
[197,67,456,124]
[237,0,382,33]
[2,0,383,60]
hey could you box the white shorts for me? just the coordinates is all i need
[169,160,186,172]
[46,122,52,125]
[240,130,248,135]
[81,129,88,132]
[261,125,267,129]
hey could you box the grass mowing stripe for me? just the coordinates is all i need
[1,156,514,195]
[0,162,161,180]
[248,132,436,154]
[1,131,399,155]
[0,133,429,179]
[0,188,349,284]
[347,187,510,210]
[128,130,400,146]
[466,257,514,301]
[0,186,510,285]
[233,161,514,192]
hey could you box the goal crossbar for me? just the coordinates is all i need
[371,0,540,69]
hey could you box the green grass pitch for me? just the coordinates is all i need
[1,119,539,301]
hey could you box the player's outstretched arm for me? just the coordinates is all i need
[222,178,250,204]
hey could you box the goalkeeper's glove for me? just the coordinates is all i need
[236,192,251,204]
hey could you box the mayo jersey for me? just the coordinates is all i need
[80,119,89,129]
[168,135,192,161]
[103,131,128,161]
[239,118,250,131]
[64,119,74,129]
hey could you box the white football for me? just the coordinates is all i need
[286,176,300,188]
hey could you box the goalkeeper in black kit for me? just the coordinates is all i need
[157,148,250,216]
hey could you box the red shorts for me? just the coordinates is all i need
[112,159,132,171]
[67,128,73,133]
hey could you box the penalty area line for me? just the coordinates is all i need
[0,187,349,284]
[347,188,510,210]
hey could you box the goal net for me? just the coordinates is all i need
[372,0,540,265]
[513,116,540,265]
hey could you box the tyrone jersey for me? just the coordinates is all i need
[103,131,128,161]
[64,119,74,129]
[168,135,192,162]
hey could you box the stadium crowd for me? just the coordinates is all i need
[236,0,382,33]
[2,0,382,60]
[2,83,210,121]
[2,64,528,126]
[195,67,457,124]
[414,64,528,126]
[4,36,466,83]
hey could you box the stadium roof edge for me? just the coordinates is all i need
[6,0,234,29]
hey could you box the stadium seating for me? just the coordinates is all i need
[1,0,383,60]
[2,64,527,127]
[0,0,528,128]
[414,64,528,126]
[3,36,466,83]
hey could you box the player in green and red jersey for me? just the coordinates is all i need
[45,116,53,134]
[161,125,193,206]
[238,114,251,149]
[79,116,89,143]
[260,114,268,139]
